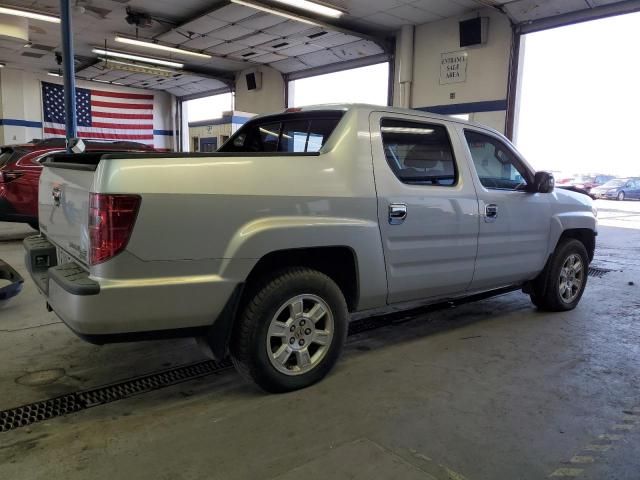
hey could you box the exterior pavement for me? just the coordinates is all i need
[0,199,639,480]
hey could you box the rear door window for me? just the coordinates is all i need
[380,119,458,186]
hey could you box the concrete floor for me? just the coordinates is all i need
[1,199,639,480]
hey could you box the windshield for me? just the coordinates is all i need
[601,179,626,188]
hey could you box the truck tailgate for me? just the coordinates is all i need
[39,164,93,266]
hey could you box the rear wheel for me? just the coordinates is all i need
[617,191,625,201]
[529,239,589,312]
[230,267,348,393]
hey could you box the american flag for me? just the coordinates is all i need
[42,82,155,145]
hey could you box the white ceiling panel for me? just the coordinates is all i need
[155,30,191,45]
[410,0,473,18]
[504,0,593,22]
[182,36,224,50]
[269,57,310,73]
[211,3,258,23]
[180,16,228,35]
[386,4,442,23]
[331,40,385,60]
[264,20,313,37]
[310,32,361,48]
[228,48,270,60]
[235,32,281,47]
[209,24,255,41]
[237,13,288,30]
[277,43,325,56]
[250,52,288,64]
[359,12,408,28]
[206,41,247,55]
[297,49,342,67]
[206,57,248,71]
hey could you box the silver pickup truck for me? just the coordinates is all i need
[25,105,597,392]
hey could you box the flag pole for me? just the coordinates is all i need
[59,0,77,151]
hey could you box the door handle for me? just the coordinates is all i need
[484,203,498,223]
[389,203,407,224]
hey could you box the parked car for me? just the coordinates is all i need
[591,178,640,201]
[0,139,153,229]
[25,105,597,392]
[570,174,615,193]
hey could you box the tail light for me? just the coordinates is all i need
[0,171,23,183]
[88,193,141,265]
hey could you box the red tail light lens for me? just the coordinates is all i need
[89,193,141,265]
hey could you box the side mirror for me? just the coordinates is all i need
[530,171,555,193]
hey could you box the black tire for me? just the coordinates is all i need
[230,267,348,393]
[529,238,589,312]
[617,191,625,201]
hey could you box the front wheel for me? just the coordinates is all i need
[529,239,589,312]
[230,267,348,393]
[617,191,625,201]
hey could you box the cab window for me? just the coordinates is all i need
[220,113,343,153]
[464,130,531,190]
[380,119,458,186]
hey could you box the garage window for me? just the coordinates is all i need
[288,63,389,107]
[381,119,458,186]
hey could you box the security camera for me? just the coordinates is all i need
[67,138,86,154]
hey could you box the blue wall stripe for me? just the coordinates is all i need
[0,119,43,128]
[1,120,173,136]
[417,99,508,115]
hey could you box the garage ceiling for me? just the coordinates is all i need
[0,0,635,97]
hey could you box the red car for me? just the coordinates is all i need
[0,139,153,229]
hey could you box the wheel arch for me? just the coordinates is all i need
[204,246,360,360]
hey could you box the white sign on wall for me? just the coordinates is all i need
[440,50,468,85]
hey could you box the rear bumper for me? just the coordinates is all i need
[23,235,238,341]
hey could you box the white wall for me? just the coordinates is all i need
[395,8,513,133]
[0,68,175,149]
[234,66,285,115]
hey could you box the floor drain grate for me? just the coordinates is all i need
[0,358,232,433]
[0,286,521,433]
[588,266,613,278]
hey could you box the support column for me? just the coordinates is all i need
[59,0,77,148]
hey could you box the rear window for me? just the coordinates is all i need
[220,112,343,153]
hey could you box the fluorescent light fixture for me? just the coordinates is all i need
[0,62,5,68]
[381,127,435,135]
[47,71,62,77]
[99,58,174,74]
[92,48,184,68]
[270,0,343,18]
[98,59,175,77]
[230,0,322,26]
[0,5,60,23]
[114,35,211,59]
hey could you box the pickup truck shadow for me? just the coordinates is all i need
[1,290,539,432]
